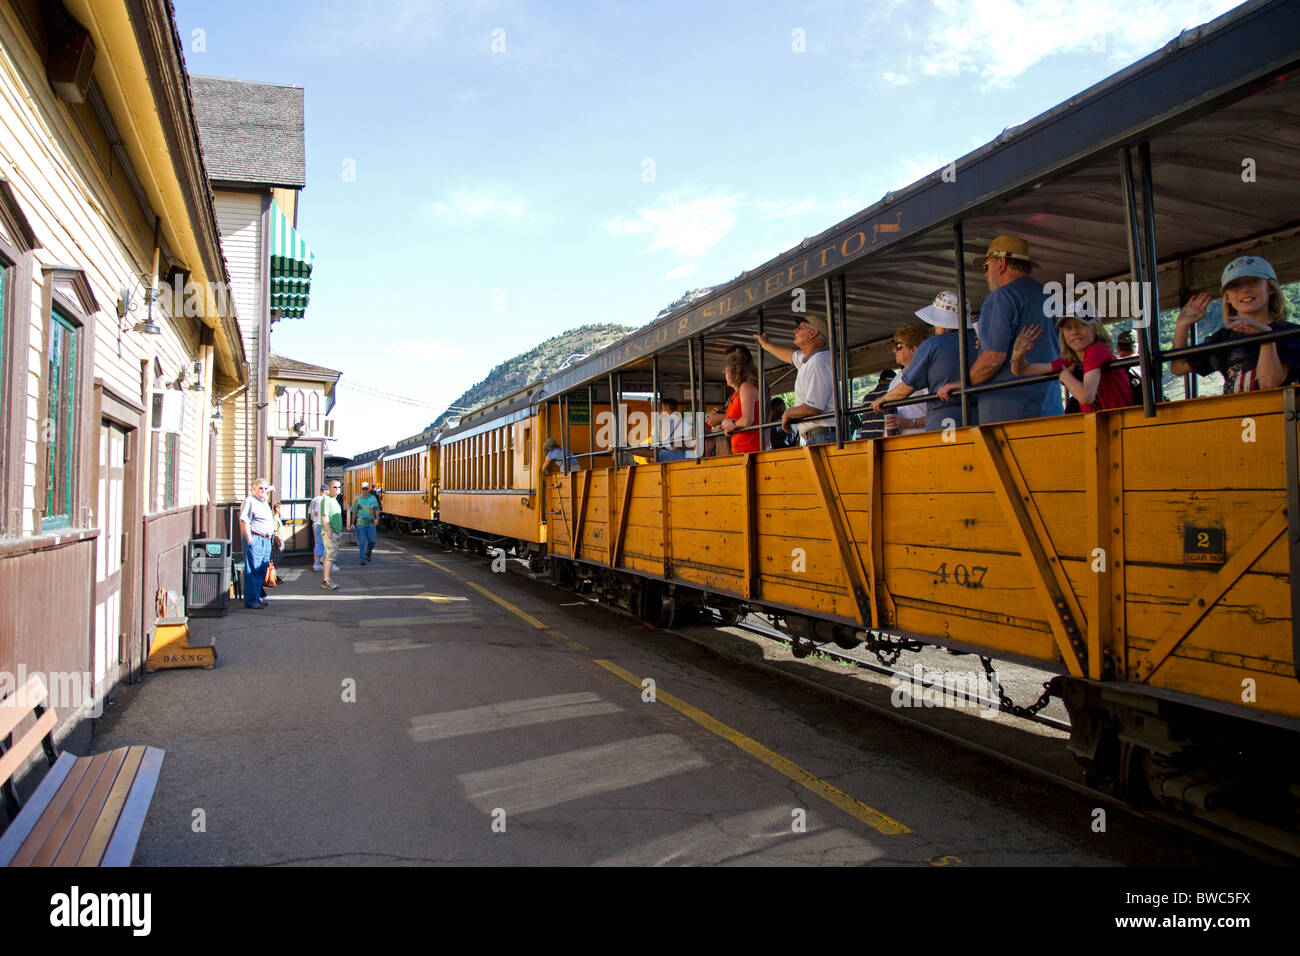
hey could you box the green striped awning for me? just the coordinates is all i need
[269,201,315,320]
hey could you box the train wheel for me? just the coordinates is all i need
[655,593,682,629]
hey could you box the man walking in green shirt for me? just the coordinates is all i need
[351,482,381,565]
[320,480,343,590]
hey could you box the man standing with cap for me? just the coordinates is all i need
[754,314,836,445]
[938,235,1061,423]
[351,482,381,565]
[239,477,274,609]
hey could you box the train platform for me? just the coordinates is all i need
[88,535,1234,867]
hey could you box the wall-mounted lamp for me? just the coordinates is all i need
[191,360,205,391]
[116,276,162,335]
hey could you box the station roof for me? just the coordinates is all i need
[189,75,306,188]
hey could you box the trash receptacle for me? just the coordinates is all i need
[187,538,231,617]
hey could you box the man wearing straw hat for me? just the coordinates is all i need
[938,235,1061,423]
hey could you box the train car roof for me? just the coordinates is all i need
[345,445,389,466]
[525,0,1300,397]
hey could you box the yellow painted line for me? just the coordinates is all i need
[415,593,469,603]
[397,542,586,648]
[466,581,548,630]
[593,658,911,836]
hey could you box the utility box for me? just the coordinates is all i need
[187,538,231,618]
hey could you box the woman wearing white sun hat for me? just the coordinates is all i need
[872,291,980,431]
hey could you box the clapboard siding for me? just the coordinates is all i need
[0,16,208,527]
[0,2,231,706]
[213,190,263,502]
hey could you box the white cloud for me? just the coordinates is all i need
[662,264,698,280]
[603,190,743,257]
[891,153,949,191]
[604,190,826,259]
[919,0,1240,90]
[882,71,909,85]
[429,190,529,220]
[299,0,449,54]
[755,197,816,218]
[384,341,468,362]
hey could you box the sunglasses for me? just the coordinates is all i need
[892,342,906,351]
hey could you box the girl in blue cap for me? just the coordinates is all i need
[1171,256,1300,393]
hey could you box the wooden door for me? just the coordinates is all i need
[95,422,126,697]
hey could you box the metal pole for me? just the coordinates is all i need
[838,273,850,441]
[696,334,706,460]
[1138,141,1164,412]
[1179,263,1198,400]
[1119,147,1157,418]
[953,222,972,427]
[757,307,766,449]
[823,276,843,445]
[687,337,697,460]
[651,352,659,454]
[609,371,620,469]
[561,393,571,475]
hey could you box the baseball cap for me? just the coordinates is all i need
[1220,255,1277,292]
[1055,298,1098,328]
[796,314,829,338]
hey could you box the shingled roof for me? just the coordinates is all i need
[189,75,306,187]
[269,353,341,382]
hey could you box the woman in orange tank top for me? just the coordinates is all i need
[722,348,761,454]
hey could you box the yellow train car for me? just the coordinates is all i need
[342,447,383,509]
[378,441,431,532]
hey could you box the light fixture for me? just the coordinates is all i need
[117,275,163,335]
[191,360,205,391]
[211,403,223,422]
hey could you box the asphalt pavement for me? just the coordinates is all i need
[89,534,1231,866]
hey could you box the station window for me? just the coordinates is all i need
[43,308,80,529]
[164,432,178,509]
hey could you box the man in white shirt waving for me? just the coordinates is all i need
[754,315,836,445]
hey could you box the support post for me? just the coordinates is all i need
[823,276,844,445]
[1120,147,1158,417]
[953,222,972,427]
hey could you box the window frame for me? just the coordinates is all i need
[41,304,80,529]
[38,267,97,534]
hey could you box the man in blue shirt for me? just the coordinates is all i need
[938,236,1061,423]
[351,482,381,565]
[875,291,980,430]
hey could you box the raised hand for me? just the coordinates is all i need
[1176,291,1213,328]
[1012,324,1041,358]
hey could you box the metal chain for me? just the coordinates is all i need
[865,632,925,668]
[979,656,1056,718]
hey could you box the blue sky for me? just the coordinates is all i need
[174,0,1239,456]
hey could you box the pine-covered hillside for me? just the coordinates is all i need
[432,323,633,427]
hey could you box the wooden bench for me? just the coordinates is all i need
[0,675,163,866]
